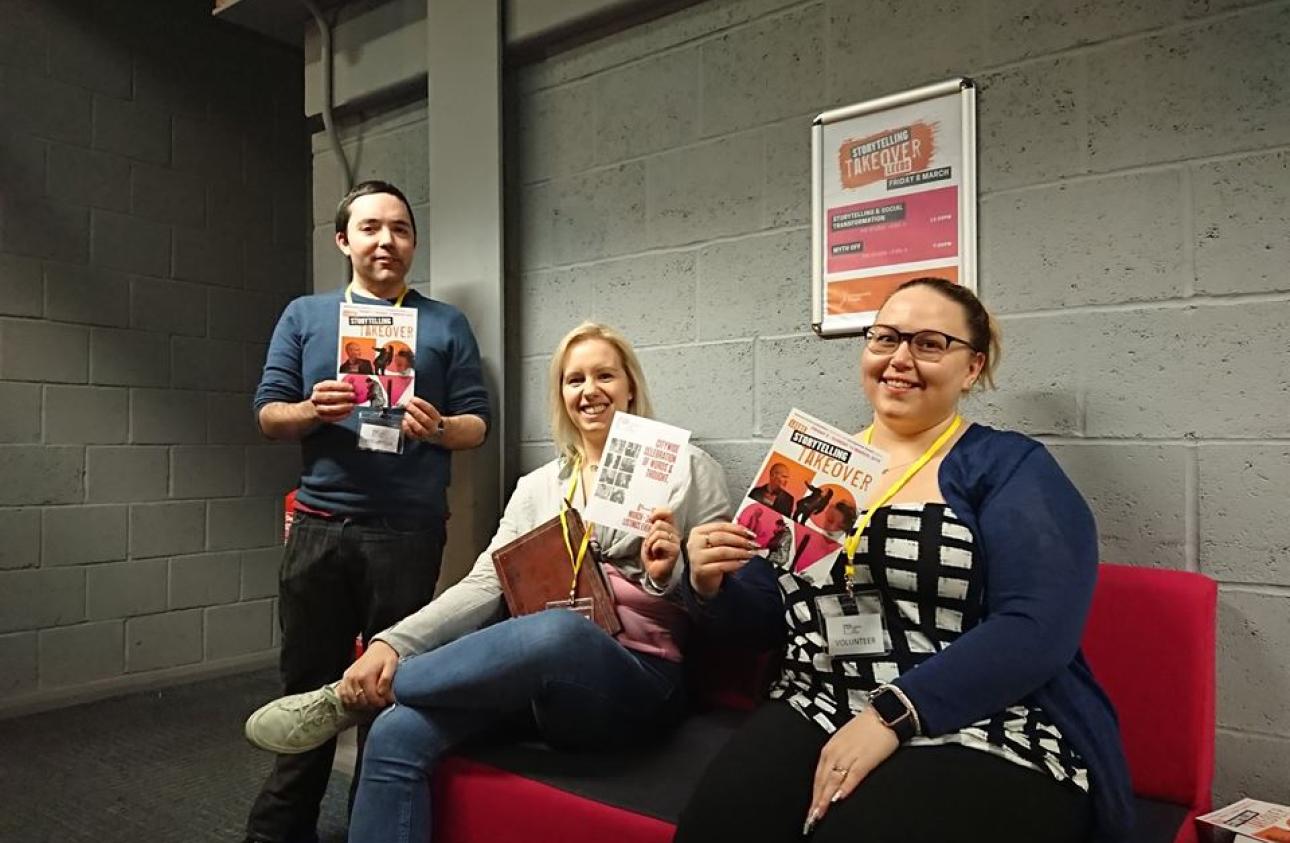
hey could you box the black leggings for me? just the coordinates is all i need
[674,702,1093,843]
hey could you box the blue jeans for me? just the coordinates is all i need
[347,609,685,843]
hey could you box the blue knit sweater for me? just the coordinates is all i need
[687,423,1134,842]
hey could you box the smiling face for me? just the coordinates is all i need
[862,285,984,432]
[335,192,416,291]
[560,338,633,452]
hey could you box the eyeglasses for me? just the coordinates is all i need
[860,324,978,361]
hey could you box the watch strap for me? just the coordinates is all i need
[869,685,919,742]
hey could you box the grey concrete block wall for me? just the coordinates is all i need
[0,0,306,712]
[507,0,1290,805]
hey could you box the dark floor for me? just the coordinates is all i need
[0,669,350,843]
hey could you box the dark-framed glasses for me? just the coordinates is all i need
[860,324,978,361]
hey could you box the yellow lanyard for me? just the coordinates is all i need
[559,458,595,602]
[843,415,963,583]
[345,281,408,307]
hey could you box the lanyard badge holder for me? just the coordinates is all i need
[819,415,963,659]
[546,458,596,621]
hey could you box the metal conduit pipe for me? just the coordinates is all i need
[301,0,353,191]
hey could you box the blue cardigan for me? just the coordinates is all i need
[687,423,1134,842]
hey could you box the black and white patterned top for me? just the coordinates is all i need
[768,503,1090,791]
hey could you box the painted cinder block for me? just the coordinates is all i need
[825,0,985,108]
[171,445,245,499]
[89,326,170,387]
[125,609,202,672]
[47,15,133,98]
[0,445,84,506]
[0,382,41,443]
[516,268,594,358]
[42,504,128,567]
[169,551,241,609]
[754,334,865,436]
[91,209,171,278]
[0,317,90,384]
[130,162,206,229]
[0,130,46,201]
[518,443,556,475]
[86,558,168,620]
[700,4,823,138]
[173,225,244,289]
[1194,150,1290,296]
[44,385,129,444]
[92,94,171,165]
[595,50,700,166]
[172,114,243,183]
[243,444,301,498]
[647,134,763,249]
[38,620,125,687]
[44,262,132,328]
[86,446,168,503]
[46,143,131,213]
[640,341,755,439]
[0,197,90,264]
[549,163,649,265]
[519,80,596,182]
[130,277,207,337]
[1086,5,1290,172]
[976,55,1085,193]
[129,500,205,558]
[208,288,285,344]
[764,119,811,229]
[1214,730,1290,809]
[570,251,698,348]
[244,237,307,294]
[204,599,274,660]
[980,170,1188,312]
[0,567,85,634]
[0,508,40,571]
[0,66,92,146]
[206,392,262,445]
[207,496,279,552]
[1047,443,1189,570]
[697,228,810,341]
[0,631,38,696]
[240,546,281,601]
[983,0,1184,64]
[970,313,1084,437]
[0,0,49,70]
[130,388,207,445]
[1199,444,1290,587]
[170,336,244,393]
[0,254,43,318]
[1217,588,1290,735]
[518,356,551,444]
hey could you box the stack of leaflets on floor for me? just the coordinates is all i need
[737,408,886,585]
[583,411,691,539]
[1198,799,1290,841]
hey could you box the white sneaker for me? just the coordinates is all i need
[244,682,368,755]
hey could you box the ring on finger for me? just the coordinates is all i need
[831,765,849,775]
[704,535,711,548]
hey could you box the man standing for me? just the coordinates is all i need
[245,180,490,843]
[749,461,794,517]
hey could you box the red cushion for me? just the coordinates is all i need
[1081,564,1216,817]
[433,757,673,843]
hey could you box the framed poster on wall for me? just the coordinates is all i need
[811,78,977,337]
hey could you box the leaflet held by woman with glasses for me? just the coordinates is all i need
[738,409,887,585]
[582,412,691,539]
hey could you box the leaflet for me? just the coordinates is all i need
[336,302,417,409]
[737,408,887,585]
[583,412,691,539]
[1198,798,1290,841]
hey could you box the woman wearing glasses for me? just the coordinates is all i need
[677,278,1133,843]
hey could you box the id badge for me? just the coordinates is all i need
[545,596,595,622]
[816,590,889,657]
[357,409,404,454]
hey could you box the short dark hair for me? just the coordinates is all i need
[891,276,1001,389]
[334,180,417,241]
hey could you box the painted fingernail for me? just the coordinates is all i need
[830,790,842,803]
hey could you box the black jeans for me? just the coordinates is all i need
[674,701,1093,843]
[245,511,446,843]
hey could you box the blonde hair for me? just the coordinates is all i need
[892,277,1002,391]
[548,322,654,464]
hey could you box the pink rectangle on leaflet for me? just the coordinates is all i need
[826,185,958,274]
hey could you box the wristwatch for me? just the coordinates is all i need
[868,685,920,742]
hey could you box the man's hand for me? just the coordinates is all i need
[309,380,357,423]
[401,396,443,442]
[336,640,400,709]
[686,521,758,599]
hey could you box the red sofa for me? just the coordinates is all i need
[432,564,1217,843]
